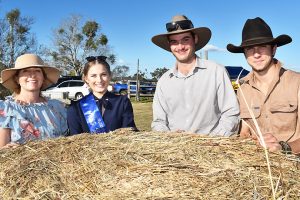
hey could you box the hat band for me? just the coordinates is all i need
[241,37,275,47]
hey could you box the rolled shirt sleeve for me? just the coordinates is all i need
[151,78,171,132]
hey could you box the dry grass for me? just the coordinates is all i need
[1,129,300,199]
[132,102,152,131]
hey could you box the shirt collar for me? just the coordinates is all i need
[242,59,284,87]
[169,56,205,78]
[93,91,111,109]
[93,91,109,101]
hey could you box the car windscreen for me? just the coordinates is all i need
[225,66,249,80]
[69,81,84,87]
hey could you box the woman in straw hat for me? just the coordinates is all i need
[67,56,136,135]
[0,54,68,148]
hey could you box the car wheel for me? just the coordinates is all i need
[120,90,128,95]
[75,92,84,100]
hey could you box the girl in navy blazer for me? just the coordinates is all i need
[67,56,137,135]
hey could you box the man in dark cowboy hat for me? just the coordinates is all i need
[227,17,300,154]
[151,15,239,136]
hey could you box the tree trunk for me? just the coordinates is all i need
[9,24,14,67]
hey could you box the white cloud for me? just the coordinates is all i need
[202,44,226,52]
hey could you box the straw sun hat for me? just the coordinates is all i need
[151,15,211,52]
[0,54,60,91]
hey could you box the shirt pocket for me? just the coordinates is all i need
[240,105,261,119]
[269,101,298,131]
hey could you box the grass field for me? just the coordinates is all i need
[132,102,152,131]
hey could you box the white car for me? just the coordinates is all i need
[42,80,90,100]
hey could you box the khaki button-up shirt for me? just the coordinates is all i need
[237,60,300,142]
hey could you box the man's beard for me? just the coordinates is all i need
[252,58,273,73]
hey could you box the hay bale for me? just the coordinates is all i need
[0,129,300,199]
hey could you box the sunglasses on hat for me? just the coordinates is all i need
[166,20,194,32]
[86,56,107,62]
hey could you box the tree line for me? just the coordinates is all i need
[0,9,169,83]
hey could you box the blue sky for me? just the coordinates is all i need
[1,0,300,76]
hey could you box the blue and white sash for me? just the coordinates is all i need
[80,92,107,133]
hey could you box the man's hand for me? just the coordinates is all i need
[253,133,282,152]
[0,142,20,149]
[174,129,185,133]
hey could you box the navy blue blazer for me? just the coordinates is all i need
[67,92,137,135]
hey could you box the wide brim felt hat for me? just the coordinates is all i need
[151,15,211,52]
[227,17,292,53]
[0,54,60,91]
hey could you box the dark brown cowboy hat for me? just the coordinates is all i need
[1,54,60,92]
[151,15,211,52]
[227,17,292,53]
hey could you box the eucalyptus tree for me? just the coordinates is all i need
[50,15,115,75]
[0,9,36,67]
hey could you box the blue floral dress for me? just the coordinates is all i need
[0,96,68,144]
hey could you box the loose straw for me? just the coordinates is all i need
[236,70,276,200]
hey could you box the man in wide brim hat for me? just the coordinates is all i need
[0,54,60,92]
[151,15,211,52]
[227,17,300,155]
[151,15,240,136]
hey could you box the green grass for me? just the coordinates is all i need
[132,102,152,131]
